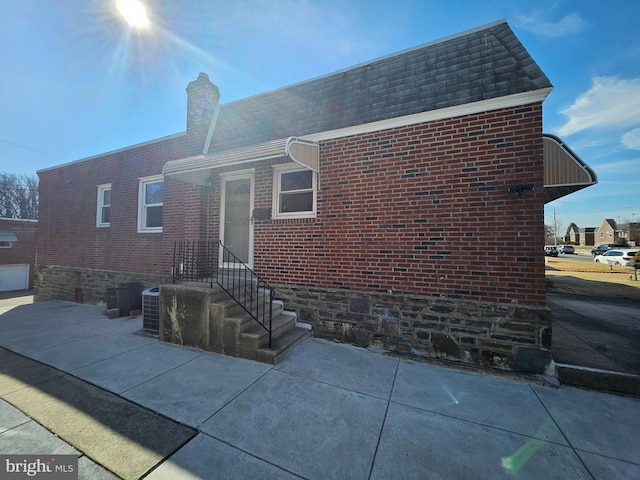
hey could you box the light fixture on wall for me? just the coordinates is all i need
[508,183,535,198]
[205,175,217,193]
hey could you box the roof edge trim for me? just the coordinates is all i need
[0,217,38,223]
[37,132,186,174]
[302,88,552,143]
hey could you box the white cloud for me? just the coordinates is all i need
[516,12,588,37]
[594,158,640,174]
[621,128,640,150]
[556,77,640,136]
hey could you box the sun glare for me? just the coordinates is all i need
[116,0,150,29]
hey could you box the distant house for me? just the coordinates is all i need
[0,217,37,291]
[617,222,640,246]
[566,223,579,243]
[579,227,597,246]
[597,219,620,243]
[36,20,596,373]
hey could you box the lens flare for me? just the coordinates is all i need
[116,0,150,29]
[501,418,557,475]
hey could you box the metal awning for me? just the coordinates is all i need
[543,134,597,204]
[163,137,319,186]
[0,232,17,242]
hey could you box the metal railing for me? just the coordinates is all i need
[217,240,274,349]
[172,240,218,288]
[172,239,274,348]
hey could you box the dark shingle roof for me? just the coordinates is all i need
[209,20,551,152]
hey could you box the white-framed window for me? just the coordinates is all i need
[138,175,164,233]
[96,184,111,227]
[272,163,316,219]
[0,241,11,248]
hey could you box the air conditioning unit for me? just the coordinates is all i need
[142,287,160,333]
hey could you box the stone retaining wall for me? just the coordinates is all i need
[275,286,552,374]
[35,265,171,306]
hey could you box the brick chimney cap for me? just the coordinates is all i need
[186,72,219,97]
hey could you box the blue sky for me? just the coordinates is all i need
[1,0,638,230]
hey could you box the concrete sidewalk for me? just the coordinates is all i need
[1,299,639,479]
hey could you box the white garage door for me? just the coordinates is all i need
[0,264,30,292]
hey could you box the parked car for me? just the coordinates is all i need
[557,244,574,254]
[593,249,639,266]
[591,243,626,257]
[544,246,558,257]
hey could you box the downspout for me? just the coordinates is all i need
[201,104,221,240]
[202,104,221,155]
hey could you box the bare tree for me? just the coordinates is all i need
[0,172,38,219]
[544,224,555,244]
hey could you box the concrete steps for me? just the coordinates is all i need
[255,324,311,364]
[220,308,310,364]
[160,282,310,364]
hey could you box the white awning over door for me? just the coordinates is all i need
[163,137,319,186]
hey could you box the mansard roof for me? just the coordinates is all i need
[208,20,552,152]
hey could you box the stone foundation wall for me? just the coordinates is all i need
[35,265,172,306]
[275,286,552,374]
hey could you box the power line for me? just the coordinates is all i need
[0,138,59,158]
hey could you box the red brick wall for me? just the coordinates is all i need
[0,218,37,288]
[37,102,546,308]
[252,104,546,306]
[37,135,191,277]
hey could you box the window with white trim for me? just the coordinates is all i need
[272,163,316,219]
[0,241,11,248]
[96,184,111,227]
[138,175,163,232]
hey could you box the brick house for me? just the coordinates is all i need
[597,219,619,243]
[0,217,37,291]
[36,21,594,373]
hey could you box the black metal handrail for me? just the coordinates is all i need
[217,240,274,349]
[172,240,218,288]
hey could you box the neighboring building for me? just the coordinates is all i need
[579,227,597,246]
[617,222,640,246]
[597,219,620,243]
[566,223,579,244]
[36,21,595,373]
[0,217,37,291]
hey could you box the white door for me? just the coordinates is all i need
[0,264,29,292]
[220,172,254,267]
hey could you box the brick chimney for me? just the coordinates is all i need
[186,73,220,149]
